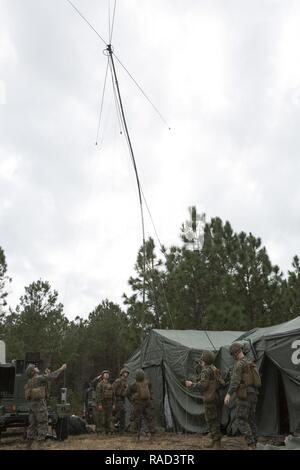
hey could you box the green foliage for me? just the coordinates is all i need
[0,246,10,310]
[124,213,291,332]
[85,300,134,375]
[1,208,300,407]
[287,256,300,319]
[124,237,170,335]
[199,219,287,329]
[0,246,11,337]
[54,301,138,394]
[5,280,69,366]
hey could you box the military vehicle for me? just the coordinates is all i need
[0,349,70,440]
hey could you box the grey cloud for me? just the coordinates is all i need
[1,0,300,318]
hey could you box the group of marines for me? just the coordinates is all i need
[186,342,260,449]
[93,341,260,449]
[92,367,155,436]
[24,341,260,449]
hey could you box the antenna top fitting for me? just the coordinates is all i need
[104,44,113,56]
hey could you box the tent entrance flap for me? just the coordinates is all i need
[256,357,290,435]
[278,371,289,435]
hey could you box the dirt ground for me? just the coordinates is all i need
[0,429,283,451]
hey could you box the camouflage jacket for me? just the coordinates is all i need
[228,358,257,396]
[95,380,114,404]
[25,368,63,401]
[192,365,222,402]
[113,377,128,400]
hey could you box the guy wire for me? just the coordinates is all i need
[95,57,109,146]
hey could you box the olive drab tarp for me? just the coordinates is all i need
[124,329,244,433]
[125,319,300,436]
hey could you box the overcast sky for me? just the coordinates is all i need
[1,0,300,320]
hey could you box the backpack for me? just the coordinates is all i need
[211,365,225,388]
[202,366,224,402]
[248,361,262,388]
[24,378,46,401]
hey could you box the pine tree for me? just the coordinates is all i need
[5,280,68,365]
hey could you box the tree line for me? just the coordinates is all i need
[1,211,300,405]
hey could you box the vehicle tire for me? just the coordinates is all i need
[55,417,69,441]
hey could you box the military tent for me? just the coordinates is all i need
[217,316,300,436]
[240,316,300,435]
[125,329,243,432]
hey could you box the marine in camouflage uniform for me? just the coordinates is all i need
[126,369,155,435]
[224,343,259,448]
[112,367,129,433]
[25,363,67,446]
[186,351,223,449]
[90,373,102,426]
[95,370,115,434]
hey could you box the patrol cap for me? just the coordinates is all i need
[25,363,36,378]
[229,342,242,356]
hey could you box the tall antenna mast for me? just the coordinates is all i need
[182,207,206,252]
[105,44,146,304]
[65,0,170,313]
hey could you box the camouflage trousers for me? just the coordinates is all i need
[27,399,48,441]
[114,399,126,432]
[130,399,155,434]
[204,399,222,441]
[95,402,113,434]
[235,393,258,445]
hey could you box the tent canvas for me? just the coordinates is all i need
[125,329,243,432]
[216,316,300,436]
[240,316,300,435]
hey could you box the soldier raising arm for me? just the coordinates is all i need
[25,363,67,447]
